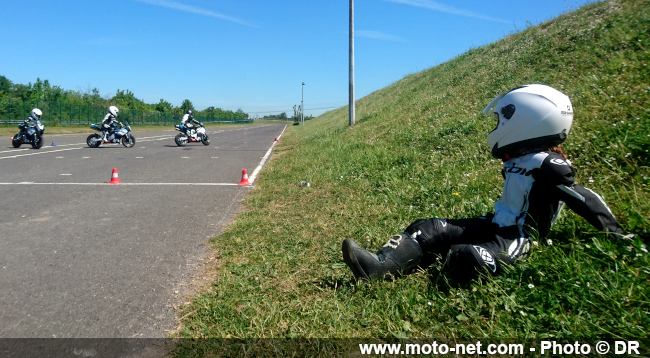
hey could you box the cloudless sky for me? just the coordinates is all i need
[0,0,593,117]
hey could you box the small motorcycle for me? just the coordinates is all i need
[174,125,210,146]
[12,120,45,149]
[87,122,136,148]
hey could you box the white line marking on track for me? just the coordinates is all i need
[0,135,174,160]
[249,125,287,184]
[0,143,79,153]
[0,147,82,159]
[0,148,30,154]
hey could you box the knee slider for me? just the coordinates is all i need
[447,245,499,284]
[404,218,448,251]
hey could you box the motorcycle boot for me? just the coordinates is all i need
[342,234,423,281]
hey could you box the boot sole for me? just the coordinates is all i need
[342,238,370,281]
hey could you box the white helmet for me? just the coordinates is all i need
[108,105,119,116]
[484,84,573,159]
[31,108,42,120]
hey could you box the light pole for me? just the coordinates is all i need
[301,82,305,126]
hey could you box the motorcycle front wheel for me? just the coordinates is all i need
[87,134,102,148]
[122,134,136,148]
[12,134,21,148]
[200,133,210,146]
[31,135,43,149]
[175,133,188,147]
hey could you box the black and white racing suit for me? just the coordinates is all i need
[22,115,41,131]
[403,150,625,282]
[181,114,201,137]
[101,113,121,140]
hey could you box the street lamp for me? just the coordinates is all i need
[301,82,305,126]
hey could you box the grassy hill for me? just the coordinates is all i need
[173,0,648,354]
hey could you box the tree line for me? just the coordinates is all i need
[0,75,249,120]
[263,112,314,121]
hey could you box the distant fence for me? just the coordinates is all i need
[0,98,253,126]
[261,118,295,121]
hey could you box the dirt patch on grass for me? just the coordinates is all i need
[166,188,249,337]
[166,242,223,336]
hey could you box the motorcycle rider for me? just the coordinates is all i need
[23,108,43,132]
[25,108,42,125]
[101,106,122,141]
[180,110,202,138]
[342,84,631,284]
[17,108,44,139]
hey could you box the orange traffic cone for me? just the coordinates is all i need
[238,169,252,185]
[10,136,13,141]
[108,168,122,184]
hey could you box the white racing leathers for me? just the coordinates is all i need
[101,113,122,139]
[101,113,119,129]
[181,114,200,131]
[403,150,625,283]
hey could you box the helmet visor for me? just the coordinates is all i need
[482,92,505,133]
[482,92,505,116]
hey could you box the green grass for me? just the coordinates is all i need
[172,0,649,355]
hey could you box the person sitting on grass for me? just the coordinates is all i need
[342,84,631,284]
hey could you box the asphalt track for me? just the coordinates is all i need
[0,124,287,338]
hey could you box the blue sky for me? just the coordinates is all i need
[0,0,593,117]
